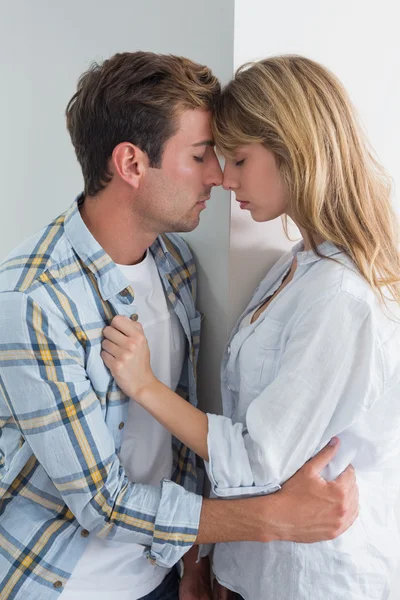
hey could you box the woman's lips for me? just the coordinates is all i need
[236,199,250,209]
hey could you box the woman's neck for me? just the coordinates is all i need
[298,226,325,251]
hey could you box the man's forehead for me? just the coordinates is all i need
[191,139,215,148]
[175,108,213,145]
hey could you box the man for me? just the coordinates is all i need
[0,52,358,600]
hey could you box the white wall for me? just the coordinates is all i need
[0,0,234,414]
[233,1,400,596]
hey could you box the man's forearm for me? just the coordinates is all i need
[195,439,359,547]
[196,495,281,545]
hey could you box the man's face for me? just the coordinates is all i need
[137,108,223,233]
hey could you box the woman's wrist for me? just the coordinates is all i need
[134,377,162,406]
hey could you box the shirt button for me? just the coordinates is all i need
[54,581,63,589]
[227,346,231,355]
[130,313,139,322]
[81,529,89,538]
[119,422,125,430]
[120,289,129,297]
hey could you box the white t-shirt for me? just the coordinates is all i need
[61,250,186,600]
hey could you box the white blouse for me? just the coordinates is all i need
[207,241,400,599]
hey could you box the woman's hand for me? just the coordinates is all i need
[101,315,157,399]
[102,316,210,461]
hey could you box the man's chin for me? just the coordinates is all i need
[168,215,201,233]
[177,221,200,233]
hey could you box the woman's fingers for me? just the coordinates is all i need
[103,324,128,346]
[101,339,122,359]
[101,349,115,371]
[109,315,143,336]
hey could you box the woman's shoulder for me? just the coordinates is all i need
[300,250,400,334]
[312,253,373,302]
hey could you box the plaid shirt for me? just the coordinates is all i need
[0,196,203,600]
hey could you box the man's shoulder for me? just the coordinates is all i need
[0,211,70,295]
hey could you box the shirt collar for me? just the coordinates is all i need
[292,239,342,265]
[64,194,171,301]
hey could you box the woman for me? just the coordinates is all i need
[101,56,400,599]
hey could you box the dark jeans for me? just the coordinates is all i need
[140,567,180,600]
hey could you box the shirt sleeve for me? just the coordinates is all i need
[205,291,383,497]
[0,291,202,567]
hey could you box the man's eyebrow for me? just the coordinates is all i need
[191,140,215,147]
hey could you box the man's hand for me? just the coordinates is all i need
[212,580,235,599]
[197,437,358,546]
[180,549,212,600]
[266,437,359,543]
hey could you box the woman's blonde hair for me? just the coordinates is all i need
[212,55,400,305]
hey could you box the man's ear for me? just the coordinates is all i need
[111,142,149,189]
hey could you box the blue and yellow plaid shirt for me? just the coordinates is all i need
[0,196,203,600]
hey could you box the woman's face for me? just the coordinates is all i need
[222,143,288,222]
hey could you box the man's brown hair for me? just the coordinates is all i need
[66,51,220,196]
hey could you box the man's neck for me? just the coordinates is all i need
[80,191,158,266]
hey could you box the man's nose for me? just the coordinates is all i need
[208,162,223,188]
